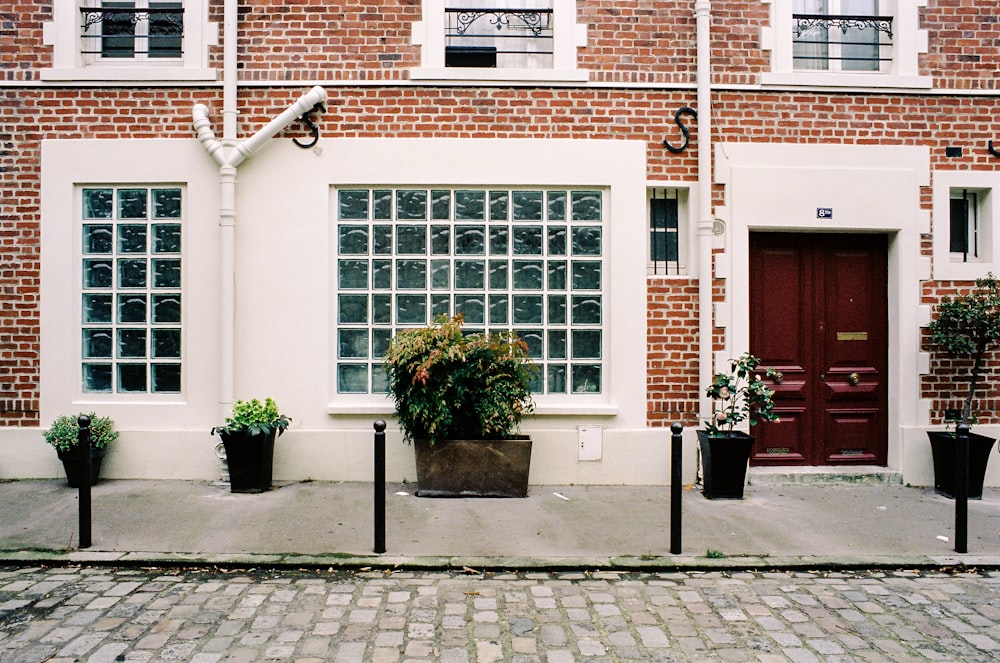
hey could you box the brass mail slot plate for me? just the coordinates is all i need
[837,331,868,341]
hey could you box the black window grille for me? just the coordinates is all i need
[81,3,184,59]
[792,13,892,71]
[445,6,553,69]
[650,189,680,275]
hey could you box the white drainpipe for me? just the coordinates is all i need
[695,0,714,424]
[194,0,326,419]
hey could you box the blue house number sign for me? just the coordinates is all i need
[817,208,833,219]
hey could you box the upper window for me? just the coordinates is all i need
[932,171,998,281]
[950,188,984,262]
[333,187,605,397]
[84,1,183,62]
[42,0,217,81]
[761,0,929,88]
[793,0,887,72]
[411,0,588,82]
[81,186,183,395]
[445,1,553,69]
[649,188,689,276]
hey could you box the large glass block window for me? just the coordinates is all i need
[82,1,184,61]
[793,0,890,72]
[81,186,182,394]
[335,187,604,396]
[445,1,554,69]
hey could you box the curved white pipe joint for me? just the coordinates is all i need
[233,86,327,166]
[191,103,227,166]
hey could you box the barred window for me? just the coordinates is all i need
[445,1,553,69]
[334,187,605,396]
[81,186,182,394]
[82,1,184,61]
[792,0,888,73]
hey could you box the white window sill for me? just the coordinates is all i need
[409,67,590,84]
[761,72,932,91]
[41,67,219,82]
[326,401,619,417]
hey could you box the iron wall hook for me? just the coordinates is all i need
[989,140,1000,158]
[293,102,325,149]
[663,106,698,153]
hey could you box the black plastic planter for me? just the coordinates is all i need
[698,430,755,500]
[927,430,996,499]
[219,430,276,493]
[57,446,105,488]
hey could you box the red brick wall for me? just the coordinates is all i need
[0,89,39,423]
[3,1,1000,428]
[0,2,51,80]
[8,2,1000,86]
[647,280,700,427]
[921,281,1000,425]
[920,0,1000,90]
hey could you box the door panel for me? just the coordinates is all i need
[749,233,888,466]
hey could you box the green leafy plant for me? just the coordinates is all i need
[383,315,535,445]
[213,398,291,437]
[704,352,779,435]
[43,413,118,453]
[927,273,1000,429]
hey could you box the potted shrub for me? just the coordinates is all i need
[43,413,118,488]
[383,315,535,497]
[212,398,290,493]
[925,273,1000,499]
[698,352,779,499]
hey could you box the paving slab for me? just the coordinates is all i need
[1,479,998,569]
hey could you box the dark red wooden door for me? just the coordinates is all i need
[749,233,888,466]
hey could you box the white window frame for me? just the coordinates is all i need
[410,0,589,83]
[40,139,220,430]
[932,171,999,281]
[761,0,930,89]
[79,185,184,396]
[318,139,647,419]
[42,0,217,82]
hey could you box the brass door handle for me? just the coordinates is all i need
[772,371,784,384]
[848,372,861,385]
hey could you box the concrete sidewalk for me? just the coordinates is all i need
[1,479,998,569]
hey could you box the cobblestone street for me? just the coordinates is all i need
[1,565,999,662]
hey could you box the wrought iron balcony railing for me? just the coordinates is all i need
[445,7,554,68]
[80,5,184,59]
[792,13,893,70]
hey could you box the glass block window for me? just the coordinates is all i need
[81,186,182,394]
[334,187,605,396]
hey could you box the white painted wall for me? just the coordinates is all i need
[26,136,700,486]
[25,137,993,488]
[712,142,966,487]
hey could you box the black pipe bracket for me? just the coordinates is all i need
[663,106,698,153]
[293,102,326,149]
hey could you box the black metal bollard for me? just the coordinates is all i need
[374,419,386,554]
[955,423,969,554]
[670,422,683,555]
[77,414,92,549]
